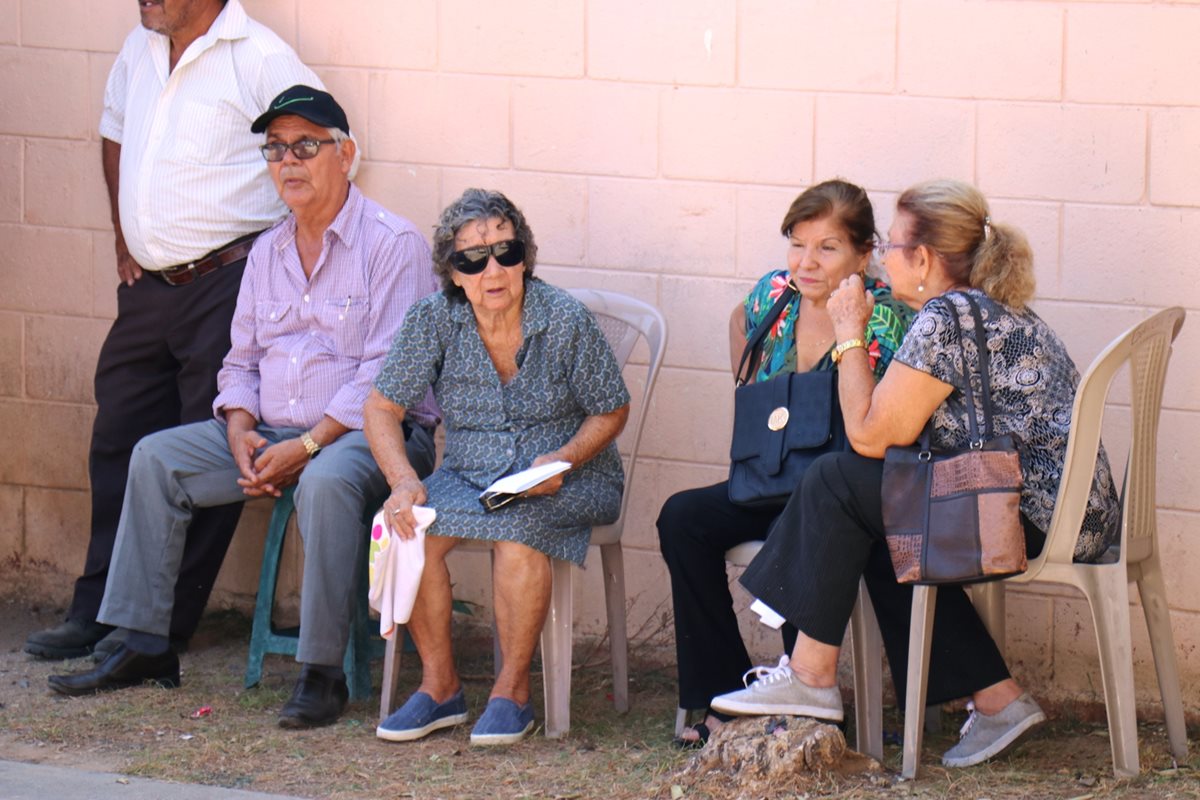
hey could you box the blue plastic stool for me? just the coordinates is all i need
[244,486,384,699]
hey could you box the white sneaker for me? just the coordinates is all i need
[709,655,844,722]
[942,693,1046,768]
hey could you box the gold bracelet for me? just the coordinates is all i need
[300,431,321,458]
[831,338,867,364]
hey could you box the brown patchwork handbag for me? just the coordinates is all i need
[882,293,1027,585]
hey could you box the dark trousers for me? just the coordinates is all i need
[741,451,1042,707]
[69,260,247,641]
[656,481,796,710]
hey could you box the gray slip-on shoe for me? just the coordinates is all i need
[942,692,1046,768]
[710,655,844,722]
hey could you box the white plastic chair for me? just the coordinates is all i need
[674,540,885,762]
[378,288,668,738]
[899,307,1189,779]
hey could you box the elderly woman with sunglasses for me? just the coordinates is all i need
[363,188,630,746]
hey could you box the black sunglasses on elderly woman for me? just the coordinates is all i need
[448,240,526,275]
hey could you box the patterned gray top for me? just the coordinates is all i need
[374,278,630,564]
[895,289,1120,562]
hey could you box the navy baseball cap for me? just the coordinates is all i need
[251,85,350,135]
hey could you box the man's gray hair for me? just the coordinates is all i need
[328,126,361,180]
[432,188,538,302]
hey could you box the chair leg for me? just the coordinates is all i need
[540,558,574,738]
[902,585,937,780]
[600,542,629,713]
[1133,556,1189,763]
[850,578,884,762]
[345,559,373,701]
[969,582,1007,658]
[245,493,295,690]
[1078,566,1140,778]
[379,628,403,721]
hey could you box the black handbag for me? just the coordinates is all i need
[727,284,848,507]
[881,293,1027,585]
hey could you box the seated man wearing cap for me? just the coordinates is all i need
[48,86,440,730]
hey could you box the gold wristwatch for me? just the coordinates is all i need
[300,431,321,458]
[831,338,867,364]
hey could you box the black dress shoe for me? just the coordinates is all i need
[92,629,189,663]
[278,666,349,729]
[25,619,114,660]
[47,644,180,696]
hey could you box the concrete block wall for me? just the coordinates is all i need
[1,0,1198,714]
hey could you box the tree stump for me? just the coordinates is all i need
[683,715,848,780]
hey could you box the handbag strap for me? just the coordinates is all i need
[942,291,998,446]
[735,282,797,387]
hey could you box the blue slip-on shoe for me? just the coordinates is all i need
[376,689,468,742]
[469,696,535,746]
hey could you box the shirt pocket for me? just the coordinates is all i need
[254,302,292,348]
[318,296,369,358]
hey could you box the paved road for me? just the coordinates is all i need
[0,759,308,799]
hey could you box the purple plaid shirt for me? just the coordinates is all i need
[214,184,439,431]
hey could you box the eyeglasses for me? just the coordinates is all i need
[874,241,917,259]
[448,240,526,274]
[259,138,336,162]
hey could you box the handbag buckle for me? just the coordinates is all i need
[918,450,932,462]
[970,439,985,450]
[767,406,789,431]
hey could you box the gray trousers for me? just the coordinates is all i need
[99,418,436,665]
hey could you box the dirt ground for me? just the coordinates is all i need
[1,589,1198,800]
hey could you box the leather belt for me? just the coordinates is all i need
[152,231,263,286]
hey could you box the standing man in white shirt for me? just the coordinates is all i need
[25,0,324,661]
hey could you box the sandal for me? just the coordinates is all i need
[672,722,712,750]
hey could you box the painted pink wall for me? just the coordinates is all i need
[2,0,1198,711]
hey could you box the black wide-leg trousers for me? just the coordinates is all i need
[69,261,247,641]
[741,451,1042,708]
[657,481,796,710]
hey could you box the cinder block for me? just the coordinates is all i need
[440,0,584,78]
[440,169,588,267]
[736,187,806,282]
[637,366,733,465]
[1161,310,1200,413]
[21,0,134,51]
[354,162,441,244]
[587,179,735,275]
[1156,409,1200,514]
[0,47,91,139]
[1001,591,1054,688]
[1150,109,1200,207]
[313,68,369,155]
[588,0,734,85]
[1062,205,1200,308]
[620,459,728,552]
[988,200,1062,300]
[899,0,1062,100]
[296,0,435,69]
[0,135,19,221]
[25,315,109,404]
[659,275,749,372]
[816,95,975,193]
[0,312,20,397]
[0,399,93,489]
[513,80,657,178]
[240,0,298,50]
[1067,5,1200,105]
[0,0,16,45]
[662,89,813,186]
[740,0,896,92]
[1159,511,1200,614]
[1033,301,1145,393]
[369,72,509,169]
[979,104,1145,204]
[25,138,109,230]
[23,487,90,572]
[0,224,93,315]
[0,484,20,558]
[92,230,119,321]
[573,541,673,645]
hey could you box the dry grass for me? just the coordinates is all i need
[2,592,1199,799]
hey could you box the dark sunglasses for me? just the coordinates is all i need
[259,138,336,162]
[448,240,525,275]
